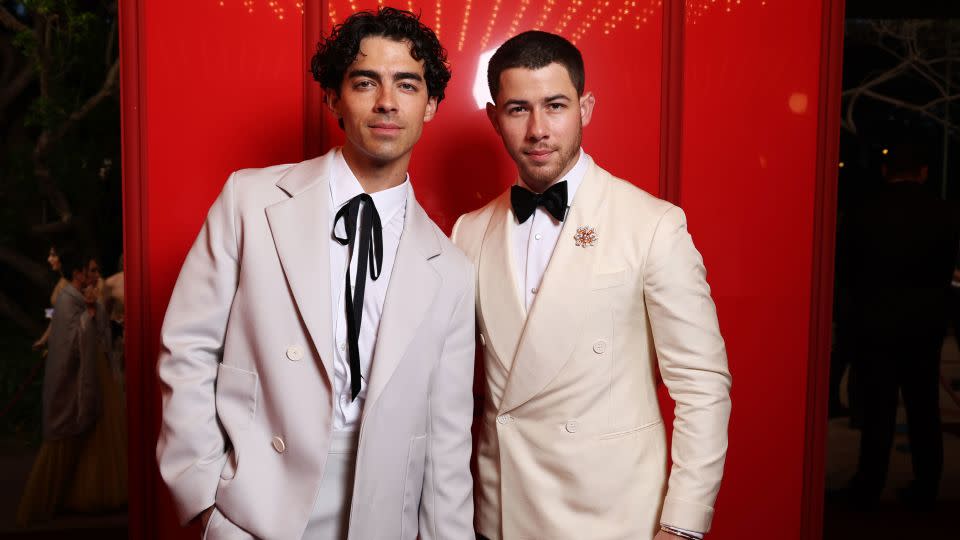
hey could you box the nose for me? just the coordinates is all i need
[374,86,398,114]
[526,109,548,141]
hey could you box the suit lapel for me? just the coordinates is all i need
[477,193,527,373]
[265,152,337,385]
[363,192,441,418]
[499,163,609,413]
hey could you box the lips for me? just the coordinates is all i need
[369,122,402,135]
[524,147,556,162]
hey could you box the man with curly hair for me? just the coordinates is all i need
[157,8,475,539]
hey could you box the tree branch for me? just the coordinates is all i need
[0,5,29,34]
[37,58,119,156]
[0,246,50,289]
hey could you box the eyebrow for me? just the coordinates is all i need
[503,94,572,107]
[348,69,424,83]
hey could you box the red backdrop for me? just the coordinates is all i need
[120,1,842,538]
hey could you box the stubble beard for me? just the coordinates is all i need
[517,131,582,193]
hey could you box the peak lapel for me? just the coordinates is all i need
[363,193,441,418]
[499,164,608,413]
[477,194,526,373]
[264,153,337,386]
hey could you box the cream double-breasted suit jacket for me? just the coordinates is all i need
[452,161,732,540]
[157,149,475,539]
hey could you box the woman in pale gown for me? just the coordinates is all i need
[63,256,128,512]
[18,249,101,525]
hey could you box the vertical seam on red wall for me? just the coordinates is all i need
[802,0,845,537]
[659,0,684,205]
[304,0,324,159]
[119,0,155,537]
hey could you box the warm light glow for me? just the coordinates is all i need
[839,162,845,168]
[882,148,889,155]
[473,48,497,109]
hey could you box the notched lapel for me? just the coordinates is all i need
[477,194,526,374]
[499,165,609,413]
[265,155,336,386]
[363,195,441,418]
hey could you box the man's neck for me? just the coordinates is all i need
[70,277,85,290]
[342,144,409,194]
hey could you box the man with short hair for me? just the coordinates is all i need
[157,8,475,539]
[846,139,957,509]
[453,31,732,540]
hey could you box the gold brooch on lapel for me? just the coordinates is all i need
[574,226,598,248]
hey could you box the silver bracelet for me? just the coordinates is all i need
[659,525,701,540]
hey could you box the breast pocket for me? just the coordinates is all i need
[400,434,427,539]
[215,363,259,481]
[590,269,627,290]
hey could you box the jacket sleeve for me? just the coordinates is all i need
[419,259,476,539]
[643,206,732,533]
[156,173,240,525]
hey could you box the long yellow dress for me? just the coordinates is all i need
[63,341,128,511]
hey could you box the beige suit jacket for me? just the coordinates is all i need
[452,161,731,540]
[157,149,476,540]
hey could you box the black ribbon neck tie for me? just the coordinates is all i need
[333,194,383,400]
[511,180,568,224]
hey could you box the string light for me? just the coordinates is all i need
[329,0,337,25]
[435,0,443,39]
[534,0,555,30]
[553,0,582,36]
[571,0,608,44]
[507,0,531,38]
[480,0,502,49]
[457,0,473,51]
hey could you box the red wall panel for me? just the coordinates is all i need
[679,1,830,537]
[122,1,839,538]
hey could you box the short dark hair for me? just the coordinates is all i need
[57,247,86,279]
[487,31,585,102]
[310,7,451,103]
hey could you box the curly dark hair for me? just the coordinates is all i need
[310,7,451,104]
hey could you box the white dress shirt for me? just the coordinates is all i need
[510,148,704,539]
[512,148,589,312]
[328,150,408,432]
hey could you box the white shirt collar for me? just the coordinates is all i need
[330,148,409,225]
[518,148,590,208]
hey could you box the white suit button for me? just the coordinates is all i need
[271,436,286,453]
[565,421,578,433]
[286,346,302,361]
[535,233,543,240]
[479,334,486,347]
[497,415,508,425]
[592,340,607,354]
[339,342,346,352]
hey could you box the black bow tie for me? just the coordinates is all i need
[511,181,568,224]
[333,194,383,400]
